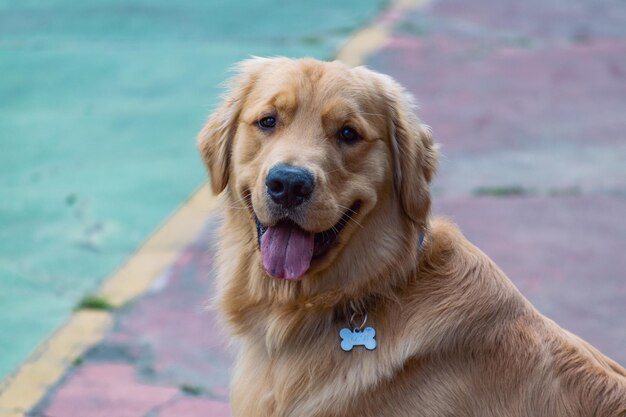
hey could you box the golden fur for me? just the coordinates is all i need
[198,57,626,417]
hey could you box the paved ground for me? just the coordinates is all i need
[0,0,385,381]
[368,0,626,358]
[4,0,626,415]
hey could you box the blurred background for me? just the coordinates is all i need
[1,0,625,416]
[0,0,385,380]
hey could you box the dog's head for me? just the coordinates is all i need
[199,57,437,285]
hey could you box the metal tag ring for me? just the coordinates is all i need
[349,312,368,331]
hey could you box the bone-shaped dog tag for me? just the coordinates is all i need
[339,327,377,351]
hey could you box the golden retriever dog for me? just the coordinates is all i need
[197,57,626,417]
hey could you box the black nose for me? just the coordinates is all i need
[265,164,315,208]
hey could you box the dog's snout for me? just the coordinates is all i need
[265,164,314,208]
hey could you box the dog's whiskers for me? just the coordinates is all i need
[337,204,364,229]
[337,204,359,216]
[223,203,253,210]
[324,168,343,175]
[345,214,364,229]
[222,199,254,211]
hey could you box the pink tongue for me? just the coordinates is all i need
[261,223,314,280]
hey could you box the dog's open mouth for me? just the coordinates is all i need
[255,201,361,280]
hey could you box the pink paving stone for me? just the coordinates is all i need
[97,237,233,394]
[370,35,626,153]
[44,363,178,417]
[157,397,232,417]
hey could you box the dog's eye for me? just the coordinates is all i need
[338,126,360,144]
[258,116,277,130]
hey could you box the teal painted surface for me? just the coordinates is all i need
[0,0,386,379]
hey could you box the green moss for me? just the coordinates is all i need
[300,35,323,45]
[473,185,527,197]
[506,35,532,48]
[180,384,205,396]
[74,295,114,311]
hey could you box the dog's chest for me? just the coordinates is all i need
[231,337,394,417]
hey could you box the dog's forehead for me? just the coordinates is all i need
[249,60,380,113]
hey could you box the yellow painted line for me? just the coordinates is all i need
[337,25,391,67]
[0,311,111,414]
[336,0,425,66]
[0,0,428,414]
[0,184,216,417]
[99,184,217,307]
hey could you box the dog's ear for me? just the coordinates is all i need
[377,74,438,227]
[197,58,267,194]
